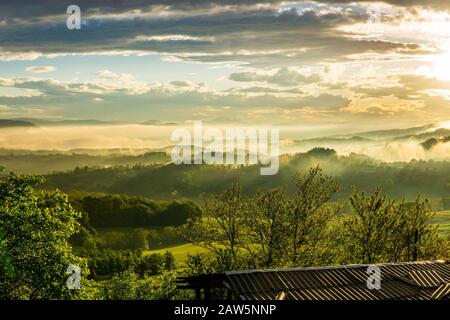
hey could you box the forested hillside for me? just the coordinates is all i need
[0,151,168,174]
[39,149,450,204]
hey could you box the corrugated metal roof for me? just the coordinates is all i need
[220,260,450,300]
[432,283,450,300]
[408,270,444,287]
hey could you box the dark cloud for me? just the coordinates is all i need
[0,0,447,22]
[0,0,282,20]
[0,3,432,66]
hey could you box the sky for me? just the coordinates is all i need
[0,0,449,129]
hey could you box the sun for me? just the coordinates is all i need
[431,50,450,81]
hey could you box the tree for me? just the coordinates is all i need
[163,251,176,271]
[343,187,401,264]
[103,268,140,300]
[182,182,248,270]
[138,271,182,300]
[182,166,447,277]
[103,268,183,300]
[0,230,14,278]
[342,188,444,264]
[400,197,442,261]
[127,228,150,250]
[244,188,290,268]
[183,168,341,271]
[0,170,89,299]
[287,166,340,266]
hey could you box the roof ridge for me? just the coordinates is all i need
[225,260,448,275]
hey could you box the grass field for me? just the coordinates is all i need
[95,226,165,234]
[432,210,450,239]
[144,244,208,268]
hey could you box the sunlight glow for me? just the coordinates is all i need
[436,120,450,130]
[431,50,450,80]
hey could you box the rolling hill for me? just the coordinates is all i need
[0,119,37,128]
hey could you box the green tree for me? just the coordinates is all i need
[342,188,444,264]
[103,268,140,300]
[182,182,248,270]
[104,268,182,300]
[163,251,176,271]
[0,170,88,299]
[127,228,149,250]
[244,188,290,268]
[0,230,14,277]
[400,197,443,261]
[343,187,402,264]
[183,168,340,271]
[287,166,340,266]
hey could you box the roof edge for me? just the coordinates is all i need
[224,260,448,275]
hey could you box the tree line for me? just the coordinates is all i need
[70,193,201,228]
[182,166,450,274]
[41,149,450,202]
[79,248,175,278]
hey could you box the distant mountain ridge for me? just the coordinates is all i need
[8,118,177,126]
[0,119,37,128]
[291,122,450,157]
[140,120,177,126]
[421,136,450,150]
[336,124,436,140]
[11,118,121,126]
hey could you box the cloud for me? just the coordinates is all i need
[353,74,450,99]
[89,69,151,94]
[398,74,450,92]
[25,66,56,73]
[227,86,305,94]
[288,93,351,110]
[1,1,449,23]
[0,71,152,100]
[135,34,216,42]
[0,1,282,20]
[349,74,450,120]
[0,3,433,67]
[0,73,447,127]
[0,1,448,128]
[169,80,196,87]
[0,73,352,123]
[313,1,450,11]
[229,68,321,86]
